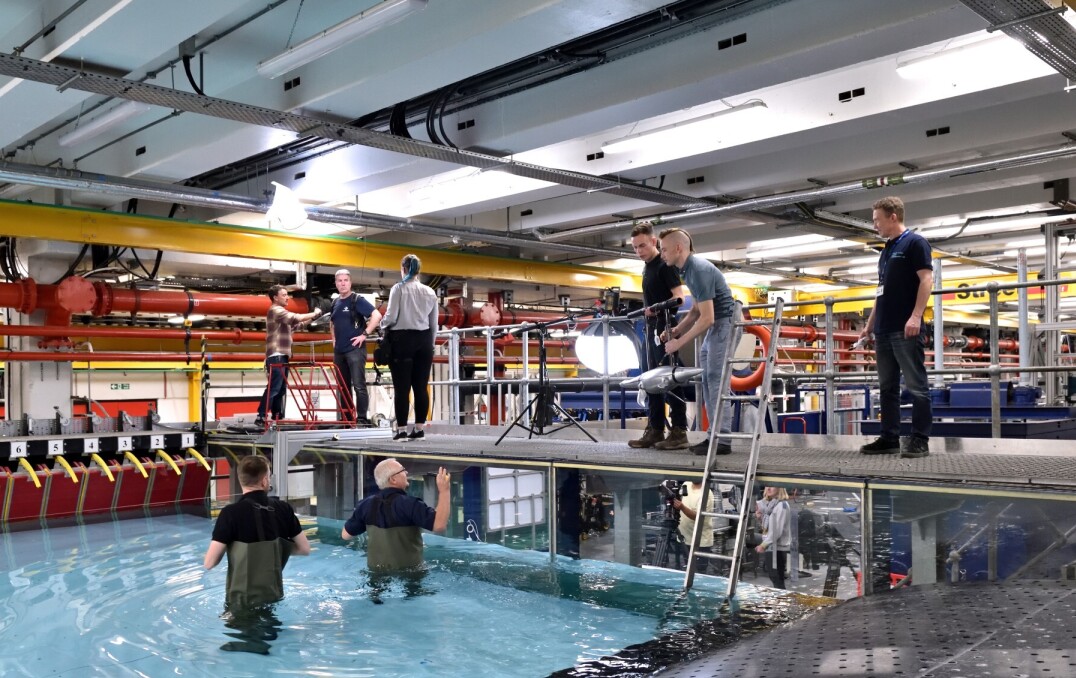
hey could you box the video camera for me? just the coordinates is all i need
[657,479,685,521]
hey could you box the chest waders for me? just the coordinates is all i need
[226,497,292,608]
[365,493,424,572]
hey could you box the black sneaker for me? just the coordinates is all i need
[253,417,266,428]
[691,439,710,456]
[408,429,425,441]
[901,437,930,458]
[393,431,408,441]
[860,437,900,455]
[715,442,732,455]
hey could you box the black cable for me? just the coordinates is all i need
[182,54,205,97]
[436,85,458,149]
[50,243,91,284]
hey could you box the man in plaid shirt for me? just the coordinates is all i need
[256,285,323,427]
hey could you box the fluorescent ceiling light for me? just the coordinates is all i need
[896,34,1052,80]
[1005,238,1045,249]
[747,234,860,259]
[57,101,152,147]
[601,100,768,154]
[267,181,308,230]
[257,0,429,79]
[797,283,848,293]
[168,314,206,324]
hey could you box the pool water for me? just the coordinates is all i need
[0,512,804,677]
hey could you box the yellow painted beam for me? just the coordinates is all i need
[793,272,1076,317]
[0,200,640,292]
[187,369,201,423]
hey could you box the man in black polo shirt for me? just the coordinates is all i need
[330,269,382,425]
[204,455,311,607]
[341,458,450,571]
[629,223,691,450]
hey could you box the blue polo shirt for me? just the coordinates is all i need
[331,293,376,354]
[875,230,932,333]
[678,254,735,319]
[343,488,436,536]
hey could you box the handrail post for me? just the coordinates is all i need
[988,282,1001,439]
[933,259,944,387]
[824,296,836,434]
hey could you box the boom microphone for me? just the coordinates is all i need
[626,297,683,319]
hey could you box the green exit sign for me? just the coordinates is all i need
[109,383,130,391]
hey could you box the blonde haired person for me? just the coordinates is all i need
[379,254,439,440]
[755,486,791,589]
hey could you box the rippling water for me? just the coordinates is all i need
[0,513,816,677]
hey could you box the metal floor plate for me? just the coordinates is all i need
[665,580,1076,677]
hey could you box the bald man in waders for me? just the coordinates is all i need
[341,458,450,571]
[204,455,311,609]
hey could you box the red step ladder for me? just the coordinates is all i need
[264,361,357,429]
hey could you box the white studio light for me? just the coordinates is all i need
[574,321,642,375]
[267,181,308,230]
[257,0,429,79]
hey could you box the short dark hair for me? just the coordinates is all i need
[267,284,286,300]
[873,196,905,222]
[238,455,269,487]
[658,227,694,252]
[630,223,654,238]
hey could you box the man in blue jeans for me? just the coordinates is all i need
[859,196,934,458]
[255,285,322,427]
[659,228,736,456]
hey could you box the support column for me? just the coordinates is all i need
[6,240,82,420]
[911,517,938,585]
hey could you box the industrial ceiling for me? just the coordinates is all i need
[1,0,1075,303]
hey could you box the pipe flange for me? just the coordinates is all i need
[56,276,96,313]
[14,278,37,314]
[91,281,114,316]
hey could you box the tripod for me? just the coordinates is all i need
[495,317,597,445]
[651,512,687,569]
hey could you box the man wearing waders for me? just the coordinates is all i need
[204,456,311,607]
[341,458,451,571]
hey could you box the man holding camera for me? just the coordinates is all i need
[671,480,716,572]
[629,223,691,450]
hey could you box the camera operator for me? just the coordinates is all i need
[671,480,716,572]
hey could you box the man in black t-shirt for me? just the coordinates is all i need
[204,456,311,607]
[859,197,934,459]
[628,223,691,450]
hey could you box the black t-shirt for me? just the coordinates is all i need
[875,230,932,333]
[211,490,303,544]
[641,254,682,331]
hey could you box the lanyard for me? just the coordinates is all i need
[879,230,910,284]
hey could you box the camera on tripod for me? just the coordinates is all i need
[657,479,684,519]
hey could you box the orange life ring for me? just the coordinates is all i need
[730,322,771,391]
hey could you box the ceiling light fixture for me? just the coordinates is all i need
[600,100,768,154]
[896,34,1051,80]
[257,0,429,79]
[57,101,152,147]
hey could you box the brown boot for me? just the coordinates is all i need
[628,427,664,448]
[654,427,689,450]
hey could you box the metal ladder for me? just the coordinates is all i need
[683,297,785,597]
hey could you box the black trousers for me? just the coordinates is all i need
[387,329,434,426]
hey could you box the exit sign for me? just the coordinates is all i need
[110,383,130,391]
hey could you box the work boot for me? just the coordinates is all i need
[860,437,900,455]
[654,427,689,450]
[901,436,930,458]
[628,427,664,448]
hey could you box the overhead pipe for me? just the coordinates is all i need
[538,143,1076,242]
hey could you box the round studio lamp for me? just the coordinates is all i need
[574,320,642,374]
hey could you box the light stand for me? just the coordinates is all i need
[495,314,598,445]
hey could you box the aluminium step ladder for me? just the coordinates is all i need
[683,297,785,597]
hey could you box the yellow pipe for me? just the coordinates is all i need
[124,451,148,478]
[17,458,41,489]
[156,449,182,476]
[186,448,212,472]
[54,456,79,484]
[0,200,640,292]
[89,453,116,482]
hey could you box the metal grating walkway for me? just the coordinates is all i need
[302,427,1076,490]
[665,579,1076,677]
